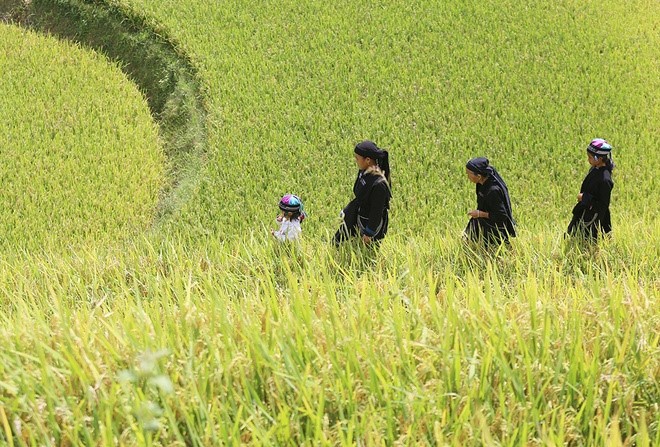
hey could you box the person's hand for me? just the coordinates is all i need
[468,209,482,218]
[362,234,372,244]
[577,193,583,202]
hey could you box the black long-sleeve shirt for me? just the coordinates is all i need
[465,176,516,243]
[570,166,614,234]
[358,178,389,237]
[340,169,391,240]
[476,178,510,226]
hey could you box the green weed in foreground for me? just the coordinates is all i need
[0,231,658,445]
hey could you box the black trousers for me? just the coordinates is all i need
[464,218,509,246]
[567,216,600,240]
[333,207,388,245]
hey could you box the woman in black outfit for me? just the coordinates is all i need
[464,157,516,245]
[333,140,391,245]
[567,138,614,240]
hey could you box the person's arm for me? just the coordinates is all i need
[362,182,388,238]
[274,219,298,242]
[468,209,490,219]
[272,223,287,242]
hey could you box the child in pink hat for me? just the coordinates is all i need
[272,194,306,242]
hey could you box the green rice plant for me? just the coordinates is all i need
[0,24,164,254]
[0,232,657,444]
[0,0,658,444]
[115,0,658,244]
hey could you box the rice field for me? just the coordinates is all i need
[0,0,658,445]
[0,24,164,254]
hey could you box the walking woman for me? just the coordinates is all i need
[333,140,391,245]
[464,157,516,245]
[567,138,614,240]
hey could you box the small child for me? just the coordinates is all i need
[272,194,306,242]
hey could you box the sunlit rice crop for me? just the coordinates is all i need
[0,0,658,445]
[0,24,165,253]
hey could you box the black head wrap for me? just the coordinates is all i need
[466,157,491,177]
[466,157,516,234]
[354,140,390,184]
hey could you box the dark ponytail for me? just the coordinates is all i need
[354,140,391,188]
[377,150,390,186]
[605,156,615,171]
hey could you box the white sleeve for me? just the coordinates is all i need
[272,222,287,242]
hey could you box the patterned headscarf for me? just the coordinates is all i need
[279,194,306,221]
[586,138,615,171]
[587,138,612,156]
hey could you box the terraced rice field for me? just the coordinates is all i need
[0,24,164,254]
[0,0,658,444]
